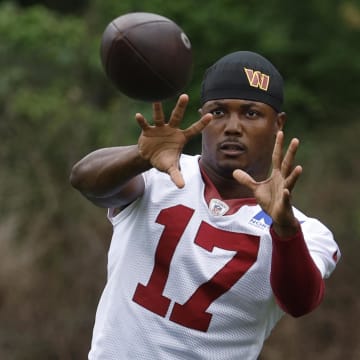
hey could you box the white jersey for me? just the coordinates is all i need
[89,154,339,360]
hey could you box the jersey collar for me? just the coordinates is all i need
[198,161,257,215]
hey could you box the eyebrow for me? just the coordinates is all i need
[204,100,260,109]
[204,100,227,107]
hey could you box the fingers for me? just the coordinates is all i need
[144,94,188,128]
[232,169,256,191]
[285,165,302,192]
[281,138,300,177]
[183,113,213,140]
[168,94,189,128]
[135,113,150,130]
[272,131,301,178]
[272,131,284,170]
[144,94,193,130]
[152,102,165,126]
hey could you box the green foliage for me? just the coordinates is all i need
[86,0,360,136]
[0,0,359,358]
[0,2,139,214]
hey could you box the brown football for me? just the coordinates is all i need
[100,12,193,102]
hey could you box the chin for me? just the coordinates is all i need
[217,162,243,178]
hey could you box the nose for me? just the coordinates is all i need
[224,113,242,135]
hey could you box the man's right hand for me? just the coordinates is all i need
[135,94,212,188]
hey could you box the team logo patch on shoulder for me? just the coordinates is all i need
[249,210,272,230]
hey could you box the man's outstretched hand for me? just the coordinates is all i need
[136,94,212,188]
[233,131,303,237]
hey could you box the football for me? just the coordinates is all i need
[100,12,193,102]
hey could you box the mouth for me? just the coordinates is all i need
[219,141,246,156]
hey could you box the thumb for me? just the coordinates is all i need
[232,169,256,191]
[168,166,185,189]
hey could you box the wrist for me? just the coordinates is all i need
[135,146,152,170]
[271,219,300,240]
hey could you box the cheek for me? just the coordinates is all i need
[201,126,214,145]
[201,129,217,157]
[261,138,276,164]
[249,126,276,158]
[201,131,211,153]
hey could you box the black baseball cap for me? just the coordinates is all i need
[200,51,284,112]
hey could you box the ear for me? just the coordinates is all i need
[275,112,287,131]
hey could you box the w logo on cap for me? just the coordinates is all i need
[244,68,270,91]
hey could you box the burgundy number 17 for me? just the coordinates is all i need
[132,205,260,332]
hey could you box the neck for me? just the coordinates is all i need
[199,159,255,200]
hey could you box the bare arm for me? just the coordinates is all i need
[70,145,150,208]
[70,94,212,208]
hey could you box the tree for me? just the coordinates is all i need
[0,1,359,358]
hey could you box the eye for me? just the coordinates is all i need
[209,108,225,118]
[246,109,260,119]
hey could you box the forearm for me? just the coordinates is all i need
[70,145,151,198]
[270,225,324,317]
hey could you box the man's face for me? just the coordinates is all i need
[200,99,285,181]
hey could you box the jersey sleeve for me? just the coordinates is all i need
[107,170,152,221]
[269,216,340,317]
[270,225,324,317]
[300,217,340,279]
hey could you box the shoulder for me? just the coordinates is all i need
[293,207,341,278]
[293,207,334,237]
[143,154,201,185]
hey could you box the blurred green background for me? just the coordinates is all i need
[0,0,359,358]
